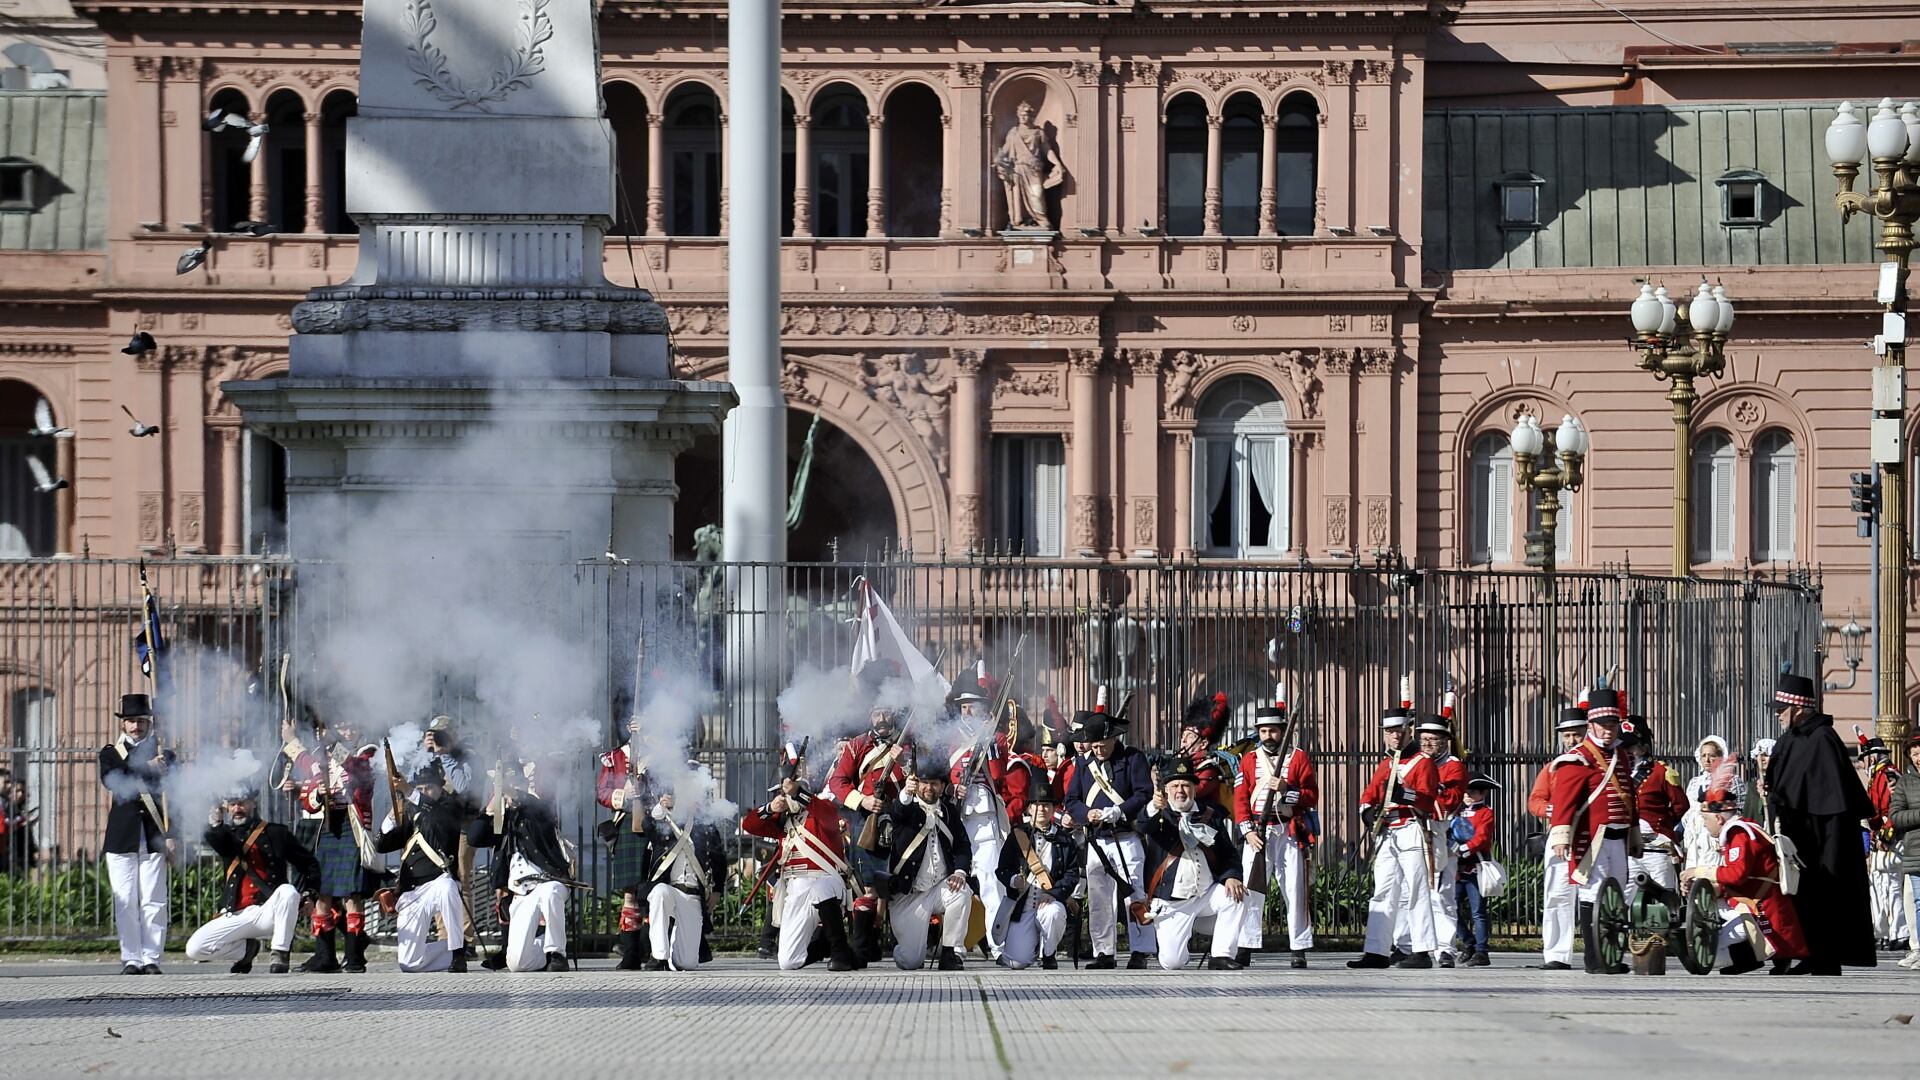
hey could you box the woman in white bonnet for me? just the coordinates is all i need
[1680,734,1743,872]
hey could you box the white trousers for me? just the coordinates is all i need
[395,876,467,973]
[505,881,569,972]
[1238,827,1312,951]
[185,883,301,963]
[1085,833,1153,957]
[964,814,1008,958]
[1626,850,1679,908]
[1363,824,1434,955]
[1871,860,1908,942]
[1399,831,1458,955]
[1575,837,1628,903]
[1002,893,1068,969]
[775,872,845,971]
[888,879,972,969]
[1541,848,1576,965]
[105,850,168,965]
[1151,883,1249,969]
[646,883,705,970]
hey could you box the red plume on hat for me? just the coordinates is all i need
[1211,691,1230,730]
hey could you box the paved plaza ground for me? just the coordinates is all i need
[1,952,1917,1079]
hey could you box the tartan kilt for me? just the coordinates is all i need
[314,827,377,898]
[606,825,650,894]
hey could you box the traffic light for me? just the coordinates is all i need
[1851,471,1879,537]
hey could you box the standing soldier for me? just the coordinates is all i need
[1232,685,1317,969]
[1064,691,1156,969]
[1350,693,1439,969]
[948,663,1014,963]
[467,758,577,973]
[741,743,859,972]
[374,761,471,973]
[1532,707,1588,970]
[996,781,1081,970]
[184,782,320,974]
[1620,713,1687,904]
[1548,686,1636,975]
[1857,735,1904,949]
[99,692,175,975]
[641,781,732,971]
[596,713,655,970]
[881,752,974,970]
[1138,760,1251,970]
[1411,702,1467,967]
[827,701,910,964]
[288,716,380,974]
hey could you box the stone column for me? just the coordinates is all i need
[131,58,165,232]
[938,113,954,236]
[645,113,666,235]
[1171,431,1194,560]
[948,348,985,552]
[218,426,244,554]
[1258,114,1278,237]
[304,111,324,233]
[791,116,813,238]
[866,112,886,238]
[54,437,74,557]
[718,111,730,236]
[1068,348,1104,556]
[1124,348,1162,557]
[1202,113,1223,237]
[249,129,269,224]
[1291,432,1310,559]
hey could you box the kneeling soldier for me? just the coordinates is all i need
[1138,760,1250,970]
[882,752,974,970]
[185,783,320,974]
[996,782,1080,969]
[468,759,576,972]
[643,782,732,971]
[375,762,470,973]
[740,743,859,971]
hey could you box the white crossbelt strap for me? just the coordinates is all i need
[784,816,852,878]
[1088,761,1125,808]
[115,738,170,834]
[401,830,451,873]
[893,804,951,866]
[651,813,711,892]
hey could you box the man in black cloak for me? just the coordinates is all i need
[1765,671,1876,975]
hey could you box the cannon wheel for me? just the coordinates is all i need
[1591,877,1630,970]
[1679,881,1721,975]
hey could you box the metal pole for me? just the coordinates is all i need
[1873,462,1883,719]
[1878,259,1907,748]
[1670,377,1694,579]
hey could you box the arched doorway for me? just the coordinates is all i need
[673,408,897,562]
[0,380,59,556]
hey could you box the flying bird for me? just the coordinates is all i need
[176,243,209,275]
[120,332,156,358]
[201,110,267,163]
[27,398,70,439]
[232,220,272,237]
[243,122,269,164]
[26,454,67,494]
[121,405,159,438]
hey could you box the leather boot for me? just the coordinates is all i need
[757,922,779,960]
[299,929,340,974]
[616,928,648,971]
[342,931,368,973]
[937,945,966,971]
[230,939,260,974]
[268,950,292,975]
[816,899,857,972]
[848,905,876,970]
[1578,903,1599,974]
[1235,947,1254,967]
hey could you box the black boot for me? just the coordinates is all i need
[616,928,647,971]
[1346,953,1391,969]
[300,929,340,974]
[1088,954,1116,969]
[342,931,368,973]
[816,899,857,972]
[1291,949,1308,969]
[448,948,468,973]
[1578,903,1599,974]
[481,950,508,971]
[1040,953,1058,970]
[937,945,966,971]
[1235,947,1253,967]
[1204,956,1240,970]
[268,950,291,975]
[699,903,714,964]
[1395,951,1434,969]
[1720,942,1763,976]
[848,905,876,970]
[756,922,779,960]
[230,939,260,974]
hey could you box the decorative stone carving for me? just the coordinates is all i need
[1194,69,1235,91]
[180,313,202,331]
[1511,400,1541,423]
[1366,497,1390,549]
[132,57,164,82]
[1322,349,1353,375]
[1278,350,1322,419]
[179,494,205,550]
[1325,496,1350,550]
[1730,398,1765,430]
[780,357,815,405]
[667,305,1101,339]
[139,493,165,546]
[204,345,290,416]
[1069,60,1101,86]
[1230,314,1254,333]
[995,100,1067,232]
[293,288,669,335]
[1204,247,1222,271]
[274,313,295,332]
[1120,116,1135,132]
[993,368,1060,401]
[955,494,984,548]
[795,248,812,272]
[1252,66,1329,90]
[950,348,986,377]
[867,248,884,272]
[1163,350,1204,411]
[1369,313,1390,333]
[1132,496,1158,549]
[1067,348,1105,375]
[1357,348,1397,376]
[950,62,983,88]
[1352,114,1367,130]
[1260,247,1276,272]
[1071,494,1101,552]
[1355,59,1396,85]
[403,0,554,112]
[1129,60,1161,86]
[861,352,952,473]
[1329,314,1350,333]
[1123,348,1161,375]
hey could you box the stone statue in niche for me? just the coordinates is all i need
[994,100,1067,232]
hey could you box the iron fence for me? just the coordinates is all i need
[0,556,1822,949]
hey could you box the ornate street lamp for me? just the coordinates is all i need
[1630,280,1734,578]
[1512,414,1589,717]
[1822,615,1870,692]
[1826,98,1920,749]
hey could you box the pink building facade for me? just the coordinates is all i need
[0,1,1915,715]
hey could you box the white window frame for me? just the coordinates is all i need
[1752,429,1797,562]
[1692,432,1737,564]
[1467,434,1513,566]
[991,435,1064,557]
[1192,378,1290,559]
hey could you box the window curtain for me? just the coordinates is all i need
[1248,437,1278,549]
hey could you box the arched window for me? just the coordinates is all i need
[1466,433,1513,566]
[1274,93,1318,237]
[1692,432,1736,563]
[1194,376,1289,557]
[0,380,58,557]
[1753,429,1797,562]
[810,86,870,239]
[245,426,289,554]
[604,82,648,235]
[1164,94,1207,237]
[883,84,943,237]
[1219,93,1263,237]
[262,89,306,234]
[665,86,722,237]
[319,90,356,234]
[207,88,252,233]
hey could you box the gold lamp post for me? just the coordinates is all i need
[1511,413,1590,714]
[1826,98,1920,750]
[1630,281,1734,578]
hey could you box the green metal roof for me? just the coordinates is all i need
[0,89,106,251]
[1423,103,1880,272]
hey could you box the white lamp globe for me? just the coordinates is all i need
[1687,282,1720,335]
[1630,283,1664,335]
[1825,101,1867,167]
[1867,98,1909,160]
[1711,284,1734,334]
[1510,416,1544,457]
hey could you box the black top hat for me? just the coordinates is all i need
[1859,736,1890,760]
[1073,710,1126,742]
[1774,672,1817,708]
[1465,774,1501,791]
[1414,715,1452,736]
[1157,759,1200,789]
[1556,707,1589,732]
[1584,689,1623,721]
[115,693,154,719]
[409,760,446,787]
[1379,706,1409,728]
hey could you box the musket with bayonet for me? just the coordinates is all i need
[382,737,412,827]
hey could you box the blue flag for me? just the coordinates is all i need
[135,572,164,683]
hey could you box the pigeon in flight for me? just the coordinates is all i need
[176,243,210,275]
[25,454,67,494]
[121,332,156,358]
[232,220,272,237]
[27,398,70,439]
[122,405,159,438]
[203,109,268,164]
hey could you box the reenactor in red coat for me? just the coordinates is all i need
[1350,689,1440,969]
[1232,686,1317,968]
[741,743,859,972]
[1857,735,1905,948]
[1548,687,1637,974]
[596,717,658,970]
[1407,701,1468,967]
[287,715,380,973]
[1682,772,1809,974]
[826,703,911,961]
[1620,712,1688,902]
[1534,707,1588,969]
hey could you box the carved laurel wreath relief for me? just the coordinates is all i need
[405,0,554,111]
